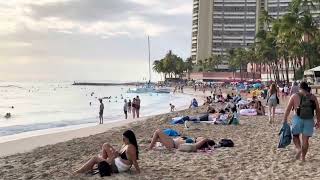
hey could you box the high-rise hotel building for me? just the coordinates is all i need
[191,0,319,70]
[192,0,258,69]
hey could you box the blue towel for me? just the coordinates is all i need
[170,116,189,124]
[163,129,180,137]
[278,122,292,148]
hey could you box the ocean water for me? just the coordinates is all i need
[0,82,193,138]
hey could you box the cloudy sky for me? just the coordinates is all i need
[0,0,192,82]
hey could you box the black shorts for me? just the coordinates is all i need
[99,111,103,116]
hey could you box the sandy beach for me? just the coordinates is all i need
[1,91,320,180]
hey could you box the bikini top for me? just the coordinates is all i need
[120,146,128,160]
[120,151,128,160]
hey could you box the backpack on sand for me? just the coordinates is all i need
[296,93,316,119]
[219,139,234,147]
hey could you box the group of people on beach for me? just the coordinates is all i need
[123,96,141,119]
[98,96,141,124]
[74,81,320,178]
[74,128,217,176]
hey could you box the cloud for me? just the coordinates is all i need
[0,0,185,38]
[0,0,193,81]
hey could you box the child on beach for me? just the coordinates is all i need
[169,103,175,112]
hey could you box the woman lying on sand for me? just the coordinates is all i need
[75,130,140,175]
[147,129,214,150]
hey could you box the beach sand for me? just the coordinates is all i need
[1,95,320,179]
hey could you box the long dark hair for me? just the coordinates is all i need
[123,130,139,159]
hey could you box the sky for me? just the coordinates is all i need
[0,0,192,82]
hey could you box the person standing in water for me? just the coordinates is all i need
[136,96,141,118]
[124,99,128,119]
[99,99,104,124]
[128,99,132,114]
[132,98,137,119]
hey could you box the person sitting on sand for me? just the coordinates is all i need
[217,95,225,103]
[255,101,265,116]
[147,129,213,151]
[75,130,140,175]
[189,98,198,109]
[228,106,240,125]
[169,103,175,112]
[226,94,233,102]
[204,96,212,105]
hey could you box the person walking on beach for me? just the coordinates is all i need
[99,99,104,124]
[267,83,279,124]
[283,82,320,161]
[128,99,132,114]
[136,96,141,118]
[290,81,299,96]
[124,99,128,119]
[170,103,175,112]
[132,98,136,119]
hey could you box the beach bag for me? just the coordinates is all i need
[296,93,315,119]
[278,122,292,148]
[98,161,112,177]
[219,139,234,147]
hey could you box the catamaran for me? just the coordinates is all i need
[127,37,170,94]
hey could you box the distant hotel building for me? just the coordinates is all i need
[192,0,258,69]
[191,0,319,73]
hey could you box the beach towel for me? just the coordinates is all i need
[170,116,189,124]
[163,129,180,137]
[278,122,292,148]
[237,100,249,105]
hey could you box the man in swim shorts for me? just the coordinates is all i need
[99,99,104,124]
[283,82,320,161]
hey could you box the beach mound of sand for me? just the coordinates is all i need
[1,105,320,179]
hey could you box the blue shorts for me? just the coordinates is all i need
[291,115,315,137]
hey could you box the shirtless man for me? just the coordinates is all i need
[283,82,320,161]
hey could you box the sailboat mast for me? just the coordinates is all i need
[148,36,151,83]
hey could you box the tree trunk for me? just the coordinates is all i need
[240,65,242,81]
[285,57,290,84]
[291,58,296,81]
